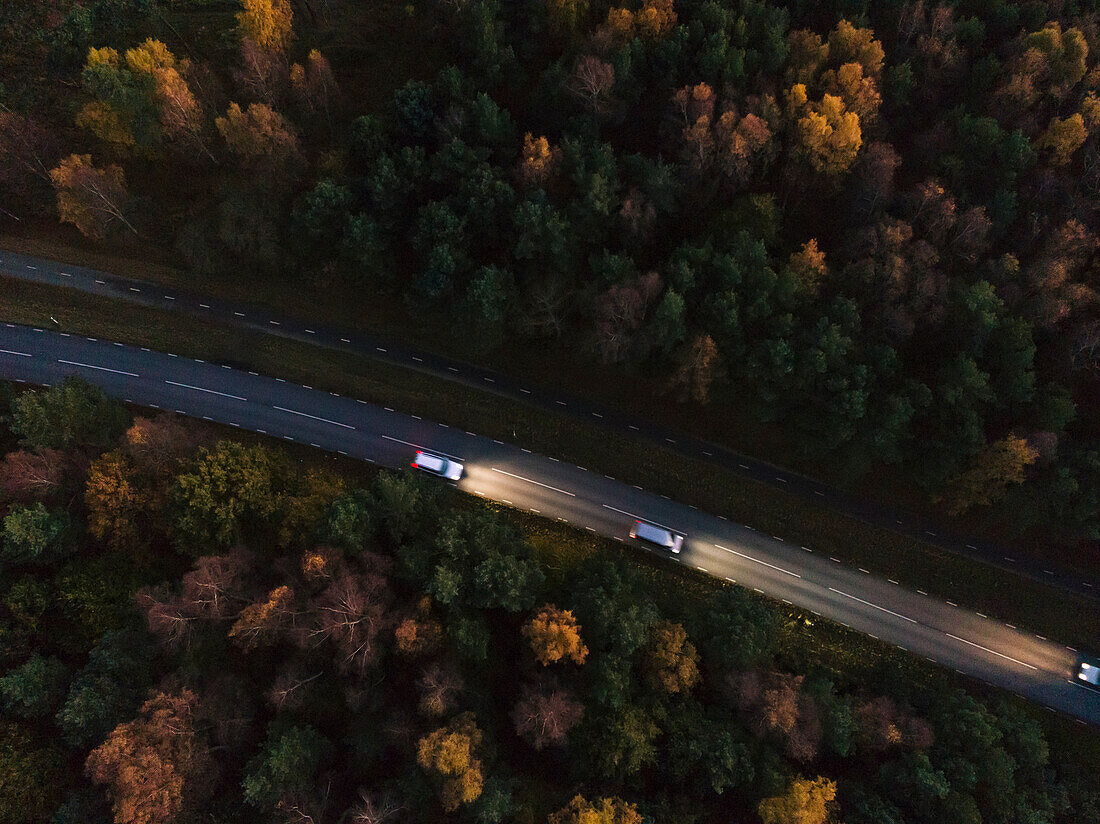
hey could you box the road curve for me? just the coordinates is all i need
[0,323,1096,725]
[1,248,1092,599]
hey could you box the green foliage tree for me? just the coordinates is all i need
[56,629,154,748]
[1,503,74,565]
[171,441,288,554]
[0,653,69,718]
[242,723,332,810]
[9,378,129,451]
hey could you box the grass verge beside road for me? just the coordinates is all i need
[2,275,1098,651]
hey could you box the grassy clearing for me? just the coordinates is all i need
[2,275,1098,651]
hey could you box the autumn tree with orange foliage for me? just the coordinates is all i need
[940,434,1040,515]
[518,132,562,188]
[49,154,134,240]
[85,689,215,824]
[789,239,827,294]
[757,776,837,824]
[216,102,303,179]
[416,712,485,811]
[395,596,443,657]
[523,605,589,665]
[548,795,644,824]
[237,0,294,52]
[645,620,700,694]
[666,334,723,403]
[229,585,296,651]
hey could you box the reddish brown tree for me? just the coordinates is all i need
[511,685,584,749]
[416,661,464,717]
[568,56,616,114]
[137,587,199,649]
[181,549,253,619]
[594,271,663,364]
[85,689,215,824]
[266,666,323,712]
[0,109,59,219]
[735,671,823,763]
[232,37,289,105]
[307,568,392,674]
[0,448,67,502]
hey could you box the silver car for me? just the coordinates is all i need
[412,451,463,481]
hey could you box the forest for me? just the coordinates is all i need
[2,0,1099,558]
[0,376,1096,824]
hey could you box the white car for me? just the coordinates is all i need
[412,451,463,481]
[629,520,684,554]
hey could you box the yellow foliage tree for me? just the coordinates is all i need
[635,0,677,39]
[522,605,589,665]
[49,154,135,240]
[416,713,485,811]
[123,38,175,74]
[519,132,562,187]
[646,620,700,694]
[827,19,884,78]
[548,795,644,824]
[789,239,827,293]
[941,435,1040,515]
[547,0,589,33]
[757,776,837,824]
[1036,113,1087,166]
[85,451,149,549]
[791,89,862,175]
[237,0,294,52]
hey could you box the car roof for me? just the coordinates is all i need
[417,452,447,471]
[635,521,675,544]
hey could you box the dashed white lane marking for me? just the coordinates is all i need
[946,601,957,606]
[165,380,245,401]
[602,504,675,531]
[521,388,532,394]
[376,347,387,352]
[164,295,175,300]
[775,477,787,483]
[129,287,140,292]
[556,400,566,406]
[269,320,279,325]
[491,468,575,497]
[715,544,801,578]
[0,349,32,357]
[305,329,315,334]
[60,272,71,277]
[412,356,423,362]
[340,337,350,344]
[828,587,918,623]
[25,265,36,270]
[234,312,245,317]
[814,490,825,496]
[199,303,210,308]
[772,535,783,542]
[944,633,1038,670]
[592,412,602,418]
[272,405,354,429]
[665,438,675,444]
[739,463,749,469]
[628,424,639,430]
[95,279,105,284]
[381,435,463,462]
[697,567,709,573]
[483,377,494,383]
[58,359,138,377]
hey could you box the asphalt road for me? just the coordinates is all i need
[0,323,1097,725]
[1,248,1093,599]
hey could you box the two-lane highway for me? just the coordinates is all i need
[3,248,1093,598]
[0,323,1097,724]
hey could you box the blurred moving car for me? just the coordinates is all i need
[629,519,684,554]
[1075,654,1100,692]
[412,450,463,481]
